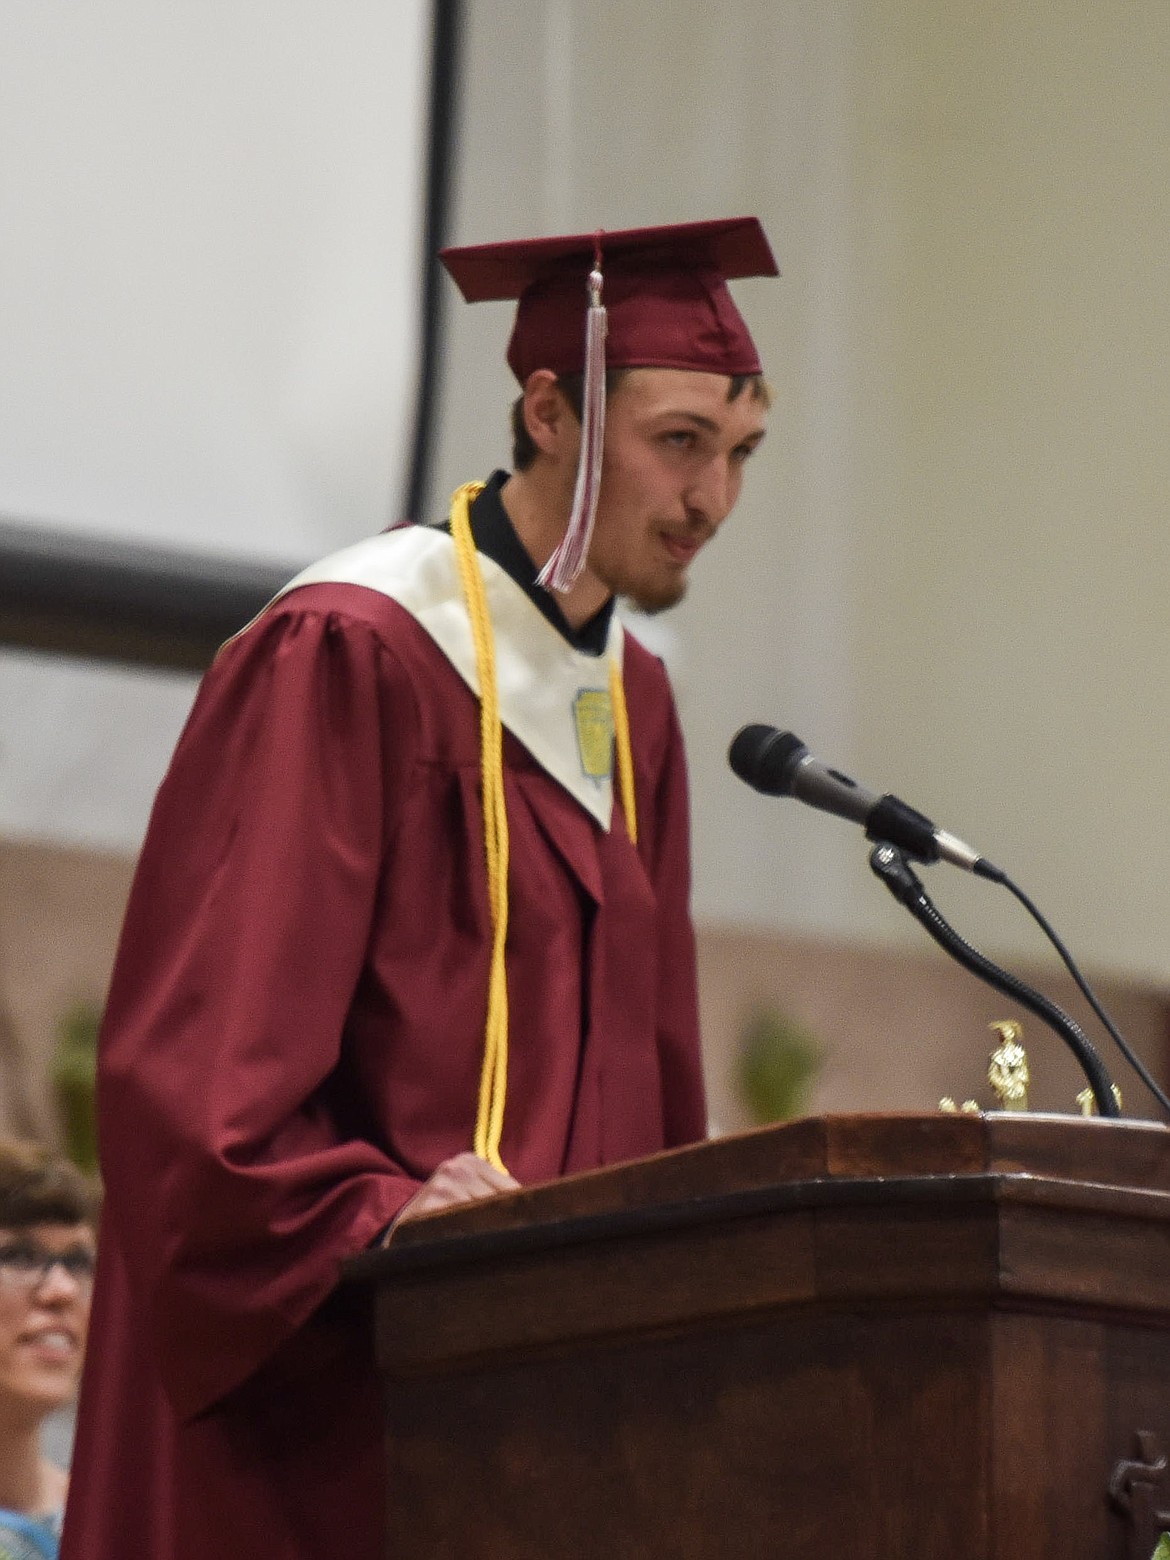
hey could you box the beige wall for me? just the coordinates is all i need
[0,841,134,1146]
[3,2,1169,1130]
[697,922,1170,1136]
[850,1,1170,981]
[0,841,1163,1149]
[438,0,1170,989]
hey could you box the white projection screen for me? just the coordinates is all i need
[0,1,438,850]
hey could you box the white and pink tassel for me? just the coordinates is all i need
[538,249,607,594]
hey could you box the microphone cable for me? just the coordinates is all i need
[869,842,1121,1118]
[992,866,1170,1118]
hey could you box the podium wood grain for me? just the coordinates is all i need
[349,1114,1170,1558]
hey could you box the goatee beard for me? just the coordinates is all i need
[621,576,689,616]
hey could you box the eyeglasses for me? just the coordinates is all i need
[0,1241,96,1293]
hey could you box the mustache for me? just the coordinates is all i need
[662,518,716,546]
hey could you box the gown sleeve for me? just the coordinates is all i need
[97,599,421,1422]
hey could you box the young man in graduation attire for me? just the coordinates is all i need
[60,218,776,1560]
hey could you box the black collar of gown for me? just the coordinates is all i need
[443,471,614,657]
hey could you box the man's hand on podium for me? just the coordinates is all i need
[384,1152,520,1243]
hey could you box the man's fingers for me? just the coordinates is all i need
[431,1151,519,1198]
[460,1153,520,1194]
[390,1152,520,1233]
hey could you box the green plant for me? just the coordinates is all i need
[736,1005,822,1125]
[53,998,101,1174]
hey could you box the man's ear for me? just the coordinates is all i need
[521,370,574,458]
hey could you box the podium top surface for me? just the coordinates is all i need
[350,1114,1170,1375]
[356,1112,1170,1272]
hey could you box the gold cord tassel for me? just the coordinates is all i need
[450,482,638,1169]
[609,659,637,845]
[451,482,511,1171]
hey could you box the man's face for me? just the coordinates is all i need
[583,368,767,614]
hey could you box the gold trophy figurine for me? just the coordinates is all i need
[987,1020,1030,1112]
[941,1017,1123,1117]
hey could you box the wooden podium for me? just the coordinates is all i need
[350,1114,1170,1558]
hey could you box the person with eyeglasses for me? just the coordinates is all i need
[0,1141,98,1560]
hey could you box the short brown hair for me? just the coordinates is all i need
[0,1140,100,1229]
[510,369,772,471]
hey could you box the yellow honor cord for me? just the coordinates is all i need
[609,659,637,845]
[449,482,638,1171]
[450,482,511,1171]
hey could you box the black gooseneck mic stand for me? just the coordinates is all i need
[868,841,1121,1118]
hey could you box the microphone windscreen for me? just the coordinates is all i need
[728,725,807,795]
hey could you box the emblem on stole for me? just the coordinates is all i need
[573,689,614,781]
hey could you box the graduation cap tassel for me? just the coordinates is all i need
[538,253,607,594]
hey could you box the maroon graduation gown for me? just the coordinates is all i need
[61,572,705,1560]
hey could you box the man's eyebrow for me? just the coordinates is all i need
[650,410,767,440]
[650,410,740,433]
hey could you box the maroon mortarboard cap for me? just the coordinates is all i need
[440,216,777,383]
[441,218,777,592]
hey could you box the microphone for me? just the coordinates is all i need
[728,724,1003,880]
